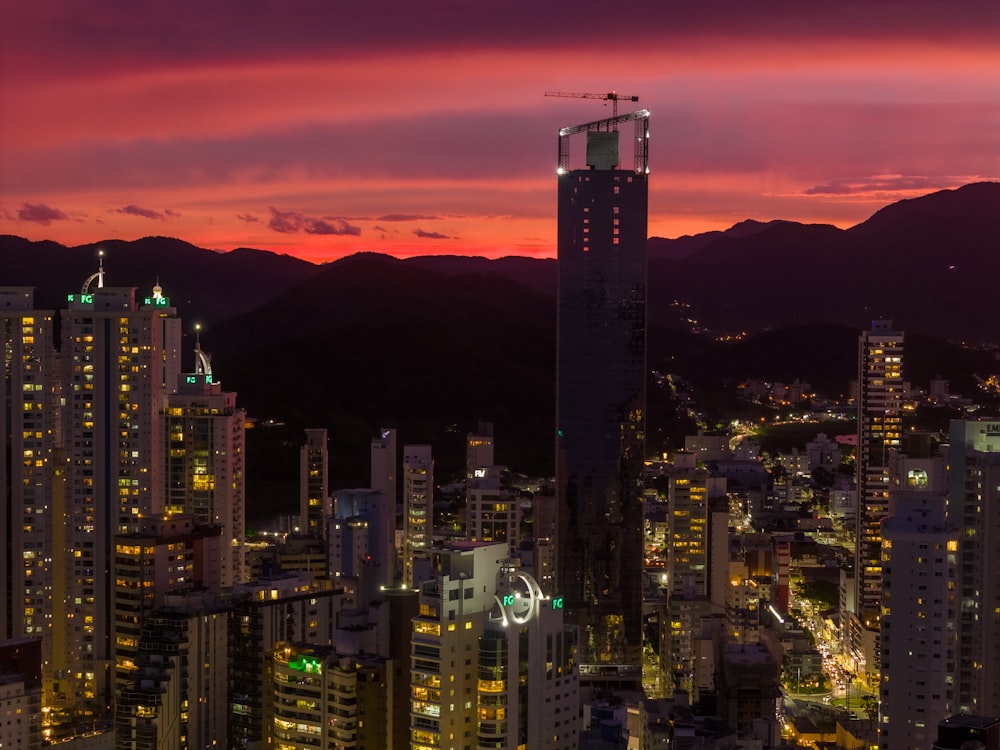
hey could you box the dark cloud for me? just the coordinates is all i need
[414,228,453,240]
[236,213,260,223]
[803,175,972,195]
[377,213,438,222]
[115,204,164,220]
[164,208,180,217]
[17,202,69,225]
[267,207,360,236]
[9,1,999,78]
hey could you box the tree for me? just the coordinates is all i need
[860,694,879,725]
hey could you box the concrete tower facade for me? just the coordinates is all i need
[879,490,959,750]
[60,278,181,711]
[555,109,649,682]
[402,445,433,587]
[947,419,1000,716]
[0,288,60,703]
[852,319,903,679]
[465,421,494,478]
[300,428,330,539]
[164,340,246,586]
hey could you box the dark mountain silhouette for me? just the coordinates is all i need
[204,253,556,490]
[4,182,998,339]
[645,182,1000,342]
[647,219,780,260]
[0,234,317,325]
[5,183,1000,509]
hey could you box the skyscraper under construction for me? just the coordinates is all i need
[555,107,649,686]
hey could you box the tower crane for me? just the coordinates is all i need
[544,91,639,119]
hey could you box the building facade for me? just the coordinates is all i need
[852,320,903,679]
[300,428,330,540]
[879,490,959,750]
[403,445,434,587]
[60,279,181,711]
[0,289,60,703]
[164,342,246,587]
[948,420,1000,716]
[555,110,649,682]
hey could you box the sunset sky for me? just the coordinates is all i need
[2,1,998,263]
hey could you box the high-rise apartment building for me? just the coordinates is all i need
[266,645,391,750]
[227,575,343,749]
[410,543,506,750]
[112,516,222,694]
[60,278,181,710]
[948,419,1000,716]
[555,108,649,682]
[879,490,959,750]
[466,465,520,558]
[402,445,433,587]
[114,601,229,750]
[466,421,494,478]
[331,487,394,587]
[852,320,903,678]
[409,542,577,750]
[0,289,60,702]
[300,428,330,539]
[165,339,246,586]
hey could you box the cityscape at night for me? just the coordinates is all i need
[3,2,1000,750]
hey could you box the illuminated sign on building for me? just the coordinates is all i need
[494,573,563,626]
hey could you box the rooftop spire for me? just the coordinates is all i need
[193,323,212,378]
[81,249,105,294]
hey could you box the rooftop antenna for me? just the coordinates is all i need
[81,249,105,294]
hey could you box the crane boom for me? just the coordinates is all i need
[544,91,639,118]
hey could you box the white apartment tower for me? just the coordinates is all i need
[60,274,181,711]
[879,490,959,749]
[411,543,505,750]
[947,419,1000,716]
[0,288,60,702]
[164,337,247,586]
[410,542,578,750]
[300,428,330,539]
[403,445,433,587]
[478,572,578,750]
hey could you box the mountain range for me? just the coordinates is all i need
[3,182,999,510]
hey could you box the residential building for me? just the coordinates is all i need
[267,645,390,750]
[227,575,343,749]
[466,466,520,558]
[852,319,903,679]
[879,490,959,750]
[465,421,495,478]
[403,445,433,587]
[332,487,394,588]
[0,289,60,703]
[948,419,1000,716]
[164,339,246,586]
[60,276,181,711]
[112,516,221,694]
[114,600,229,750]
[300,428,330,540]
